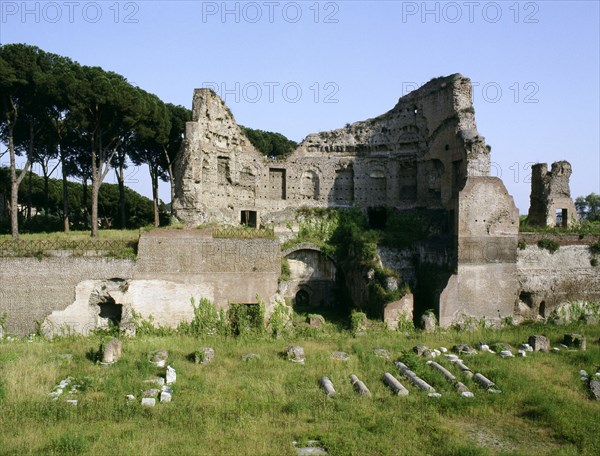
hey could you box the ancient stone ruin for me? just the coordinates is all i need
[527,161,578,227]
[1,74,598,336]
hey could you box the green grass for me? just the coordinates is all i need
[0,229,141,242]
[1,324,599,455]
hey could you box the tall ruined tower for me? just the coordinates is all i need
[527,161,577,227]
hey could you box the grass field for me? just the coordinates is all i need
[0,229,141,243]
[1,322,599,455]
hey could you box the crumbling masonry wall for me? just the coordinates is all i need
[527,161,578,227]
[173,74,491,226]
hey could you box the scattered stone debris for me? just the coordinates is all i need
[293,440,328,456]
[473,373,501,393]
[450,359,474,378]
[194,347,215,365]
[461,391,475,398]
[101,338,122,364]
[421,313,437,332]
[286,346,306,364]
[320,377,336,397]
[141,397,156,407]
[142,388,159,398]
[427,360,470,394]
[382,372,409,396]
[551,347,560,353]
[307,315,325,329]
[439,347,448,353]
[149,350,169,367]
[166,366,176,385]
[476,343,493,353]
[428,392,442,398]
[48,377,83,401]
[490,343,513,354]
[241,353,260,361]
[349,374,371,397]
[517,350,526,357]
[413,345,432,357]
[331,351,349,362]
[528,335,550,352]
[373,348,391,359]
[126,394,135,401]
[160,385,172,403]
[453,344,477,356]
[65,399,78,407]
[143,377,165,386]
[563,334,587,351]
[395,361,435,392]
[499,350,514,358]
[580,370,588,377]
[519,343,533,352]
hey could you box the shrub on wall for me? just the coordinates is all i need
[537,238,560,253]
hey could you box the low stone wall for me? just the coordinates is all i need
[0,257,134,335]
[517,244,600,320]
[1,231,282,336]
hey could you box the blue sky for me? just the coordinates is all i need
[1,0,599,213]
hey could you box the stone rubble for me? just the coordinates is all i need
[293,440,328,456]
[382,372,409,396]
[349,374,371,397]
[166,366,176,385]
[141,397,156,407]
[528,335,550,352]
[320,377,336,397]
[286,346,306,364]
[331,351,349,362]
[101,338,122,364]
[194,347,215,365]
[590,379,600,401]
[149,350,169,367]
[395,361,436,392]
[373,348,391,359]
[453,344,477,356]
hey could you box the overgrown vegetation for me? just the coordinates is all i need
[1,321,599,455]
[519,214,600,236]
[537,238,560,253]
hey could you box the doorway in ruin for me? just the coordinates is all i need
[555,208,568,227]
[241,210,257,228]
[283,246,340,318]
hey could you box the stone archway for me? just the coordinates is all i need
[283,244,337,310]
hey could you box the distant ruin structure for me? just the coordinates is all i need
[527,161,578,227]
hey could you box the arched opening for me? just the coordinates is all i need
[294,289,311,311]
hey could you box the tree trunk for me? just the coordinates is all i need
[26,166,32,223]
[116,160,126,229]
[151,168,160,227]
[60,145,69,232]
[91,176,100,237]
[163,146,176,217]
[43,170,50,218]
[9,129,19,240]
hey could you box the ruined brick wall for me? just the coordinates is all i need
[1,231,281,336]
[528,161,578,227]
[517,242,600,319]
[173,74,491,226]
[0,257,134,335]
